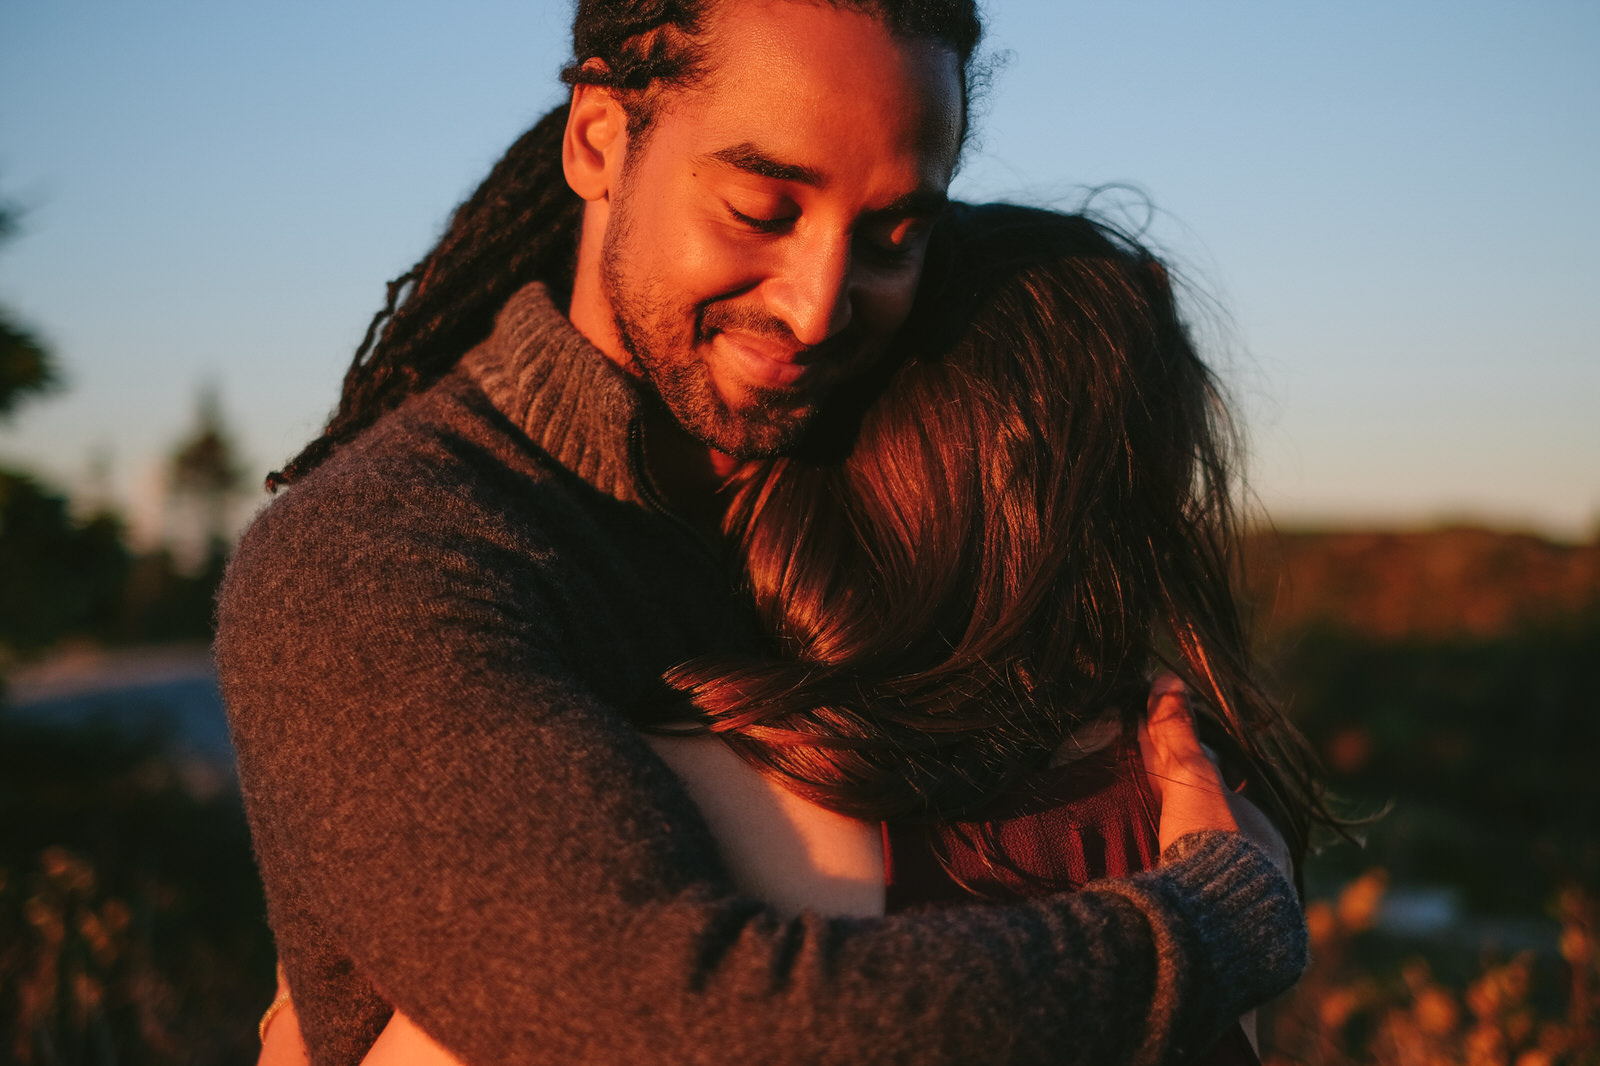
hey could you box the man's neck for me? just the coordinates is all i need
[636,404,738,535]
[567,243,736,528]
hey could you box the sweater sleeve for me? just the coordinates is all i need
[216,474,1305,1066]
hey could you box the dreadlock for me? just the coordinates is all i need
[268,0,983,490]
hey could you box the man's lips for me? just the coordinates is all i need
[712,331,816,391]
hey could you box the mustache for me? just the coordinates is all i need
[698,304,797,343]
[697,304,851,362]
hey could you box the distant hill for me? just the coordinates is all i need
[1243,526,1600,641]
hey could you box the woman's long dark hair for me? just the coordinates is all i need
[660,203,1327,858]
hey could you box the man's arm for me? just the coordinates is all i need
[218,472,1304,1066]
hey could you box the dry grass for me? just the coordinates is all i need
[1267,871,1598,1066]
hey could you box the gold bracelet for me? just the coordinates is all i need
[259,963,293,1044]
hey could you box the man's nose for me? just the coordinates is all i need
[765,236,854,349]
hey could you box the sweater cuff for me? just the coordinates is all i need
[1104,830,1308,1063]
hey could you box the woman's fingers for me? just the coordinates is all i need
[258,972,311,1066]
[1146,672,1190,711]
[1138,676,1208,800]
[1139,677,1238,852]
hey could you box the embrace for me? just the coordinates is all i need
[218,2,1328,1064]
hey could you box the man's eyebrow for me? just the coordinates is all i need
[704,144,824,186]
[868,189,950,219]
[705,144,949,217]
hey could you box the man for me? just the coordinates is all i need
[218,2,1305,1064]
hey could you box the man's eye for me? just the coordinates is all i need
[863,238,916,264]
[860,219,927,265]
[727,204,793,234]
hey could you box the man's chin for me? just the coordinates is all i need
[642,359,825,459]
[682,399,818,460]
[695,419,812,461]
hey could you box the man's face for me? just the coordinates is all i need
[598,0,963,458]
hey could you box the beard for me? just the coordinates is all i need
[598,201,831,460]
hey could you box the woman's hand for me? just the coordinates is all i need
[1139,677,1295,1057]
[1138,676,1238,854]
[256,969,464,1066]
[257,966,310,1066]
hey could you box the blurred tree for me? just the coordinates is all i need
[0,188,223,652]
[168,384,246,569]
[0,470,130,652]
[0,192,126,658]
[0,196,62,421]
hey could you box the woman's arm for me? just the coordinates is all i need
[258,968,310,1066]
[259,992,458,1066]
[1142,678,1295,1060]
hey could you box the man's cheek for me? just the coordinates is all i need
[689,207,786,288]
[863,273,924,344]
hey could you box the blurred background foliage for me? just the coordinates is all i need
[1,196,240,663]
[0,724,272,1064]
[1241,530,1600,1064]
[0,197,61,422]
[1247,532,1600,922]
[1,188,1596,1063]
[2,196,271,1062]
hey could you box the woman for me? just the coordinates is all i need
[640,204,1315,1064]
[260,204,1319,1063]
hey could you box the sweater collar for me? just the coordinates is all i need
[459,282,651,506]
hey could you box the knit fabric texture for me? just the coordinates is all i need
[216,282,1307,1066]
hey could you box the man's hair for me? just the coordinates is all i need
[657,204,1329,860]
[268,0,983,490]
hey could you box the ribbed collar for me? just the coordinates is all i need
[458,282,649,507]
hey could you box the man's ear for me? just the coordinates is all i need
[564,82,627,202]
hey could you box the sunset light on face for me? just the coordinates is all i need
[0,1,1595,540]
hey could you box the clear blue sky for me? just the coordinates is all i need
[2,1,1596,542]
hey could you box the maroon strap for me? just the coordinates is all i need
[883,737,1261,1066]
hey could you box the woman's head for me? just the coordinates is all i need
[742,206,1222,683]
[668,204,1316,846]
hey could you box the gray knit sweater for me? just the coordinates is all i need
[216,282,1306,1066]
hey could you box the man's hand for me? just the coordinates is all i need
[1138,676,1238,853]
